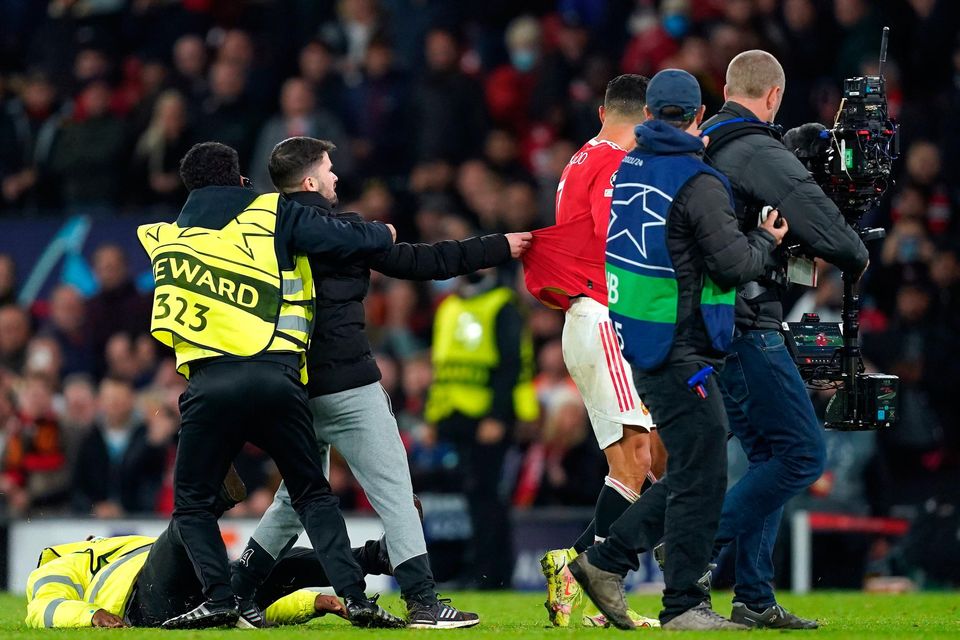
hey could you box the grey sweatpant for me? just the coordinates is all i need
[250,382,427,568]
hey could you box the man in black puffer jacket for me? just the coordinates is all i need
[698,50,869,630]
[231,136,531,629]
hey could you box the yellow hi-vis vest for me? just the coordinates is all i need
[425,287,539,424]
[137,193,314,382]
[25,535,324,628]
[26,535,154,628]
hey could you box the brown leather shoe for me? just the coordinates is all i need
[214,464,247,516]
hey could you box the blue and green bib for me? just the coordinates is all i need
[605,151,736,372]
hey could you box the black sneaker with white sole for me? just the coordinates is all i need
[161,600,239,629]
[236,598,271,629]
[407,598,480,629]
[345,594,406,628]
[731,602,819,629]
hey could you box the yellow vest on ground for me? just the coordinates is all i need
[26,535,154,628]
[137,193,314,382]
[426,287,539,424]
[25,535,322,628]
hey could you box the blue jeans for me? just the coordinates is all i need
[715,330,825,608]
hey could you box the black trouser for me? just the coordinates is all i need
[127,525,384,627]
[172,359,365,605]
[439,413,514,590]
[586,361,728,624]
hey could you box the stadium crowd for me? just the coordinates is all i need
[0,0,959,583]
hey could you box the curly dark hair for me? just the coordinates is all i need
[179,142,242,191]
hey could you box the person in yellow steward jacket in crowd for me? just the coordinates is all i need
[26,468,395,629]
[427,268,539,590]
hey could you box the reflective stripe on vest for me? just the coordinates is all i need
[425,287,539,423]
[138,193,315,380]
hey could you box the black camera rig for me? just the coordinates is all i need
[782,27,900,431]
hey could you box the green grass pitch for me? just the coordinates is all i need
[1,591,958,637]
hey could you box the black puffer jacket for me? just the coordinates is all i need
[289,191,513,397]
[702,101,869,331]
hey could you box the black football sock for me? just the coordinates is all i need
[572,520,596,553]
[230,537,295,600]
[593,476,640,542]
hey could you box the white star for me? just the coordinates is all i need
[606,182,675,274]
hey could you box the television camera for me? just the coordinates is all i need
[782,27,900,431]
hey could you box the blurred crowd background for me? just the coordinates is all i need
[1,0,959,587]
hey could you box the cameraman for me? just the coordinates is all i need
[699,50,869,629]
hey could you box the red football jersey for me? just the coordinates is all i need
[550,138,626,306]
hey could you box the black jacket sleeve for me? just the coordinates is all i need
[368,234,512,281]
[682,174,778,290]
[277,198,393,260]
[739,141,869,275]
[488,302,523,425]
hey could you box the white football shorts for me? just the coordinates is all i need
[561,297,654,448]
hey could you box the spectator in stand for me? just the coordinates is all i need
[39,284,93,377]
[532,338,576,407]
[47,80,127,212]
[863,268,953,504]
[85,244,152,377]
[137,388,180,515]
[195,60,259,167]
[59,374,98,467]
[130,90,192,209]
[216,28,275,112]
[532,16,590,124]
[2,373,69,516]
[103,333,158,389]
[514,388,605,508]
[930,243,960,328]
[834,0,883,79]
[22,336,62,387]
[410,28,487,165]
[0,254,16,305]
[0,384,23,514]
[320,0,382,76]
[342,36,409,179]
[483,128,531,183]
[0,72,64,213]
[776,0,833,129]
[72,377,167,516]
[299,39,347,115]
[250,77,352,190]
[502,180,540,232]
[903,141,953,235]
[486,16,542,132]
[0,305,31,373]
[171,34,209,105]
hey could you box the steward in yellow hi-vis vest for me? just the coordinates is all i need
[136,142,395,629]
[426,284,539,425]
[25,527,393,628]
[138,192,315,382]
[427,273,539,590]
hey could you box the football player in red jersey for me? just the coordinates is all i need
[530,75,663,628]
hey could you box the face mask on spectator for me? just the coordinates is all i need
[511,49,537,72]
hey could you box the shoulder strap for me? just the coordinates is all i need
[701,116,782,161]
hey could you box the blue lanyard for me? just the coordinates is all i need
[699,117,772,139]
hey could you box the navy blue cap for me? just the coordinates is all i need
[646,69,701,120]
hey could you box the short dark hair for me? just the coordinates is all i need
[268,137,336,192]
[604,74,649,117]
[179,142,241,191]
[659,105,696,129]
